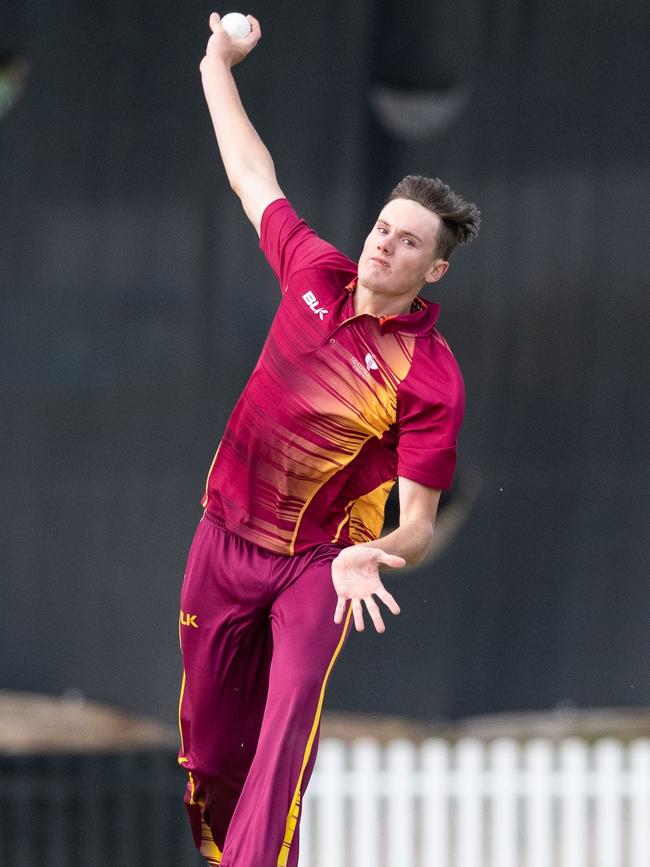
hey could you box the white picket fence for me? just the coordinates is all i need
[297,736,650,867]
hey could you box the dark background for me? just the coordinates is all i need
[1,0,648,727]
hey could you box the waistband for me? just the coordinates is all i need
[201,509,343,563]
[203,510,227,531]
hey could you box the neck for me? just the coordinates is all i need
[353,281,420,318]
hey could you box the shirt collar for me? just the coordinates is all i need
[344,278,440,336]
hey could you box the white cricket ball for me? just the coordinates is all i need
[221,12,251,39]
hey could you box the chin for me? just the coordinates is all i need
[359,266,391,292]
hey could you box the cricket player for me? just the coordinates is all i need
[178,12,480,867]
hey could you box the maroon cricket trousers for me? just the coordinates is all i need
[178,511,353,867]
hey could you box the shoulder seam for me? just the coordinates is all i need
[286,258,357,282]
[396,333,463,397]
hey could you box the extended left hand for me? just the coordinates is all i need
[331,546,405,633]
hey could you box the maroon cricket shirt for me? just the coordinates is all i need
[202,199,465,555]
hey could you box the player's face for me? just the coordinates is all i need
[357,198,449,297]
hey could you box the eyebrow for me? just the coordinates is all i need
[376,219,423,243]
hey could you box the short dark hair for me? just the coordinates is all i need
[387,175,481,260]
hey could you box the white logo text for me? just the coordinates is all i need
[302,291,329,320]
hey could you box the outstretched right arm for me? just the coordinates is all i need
[199,12,284,235]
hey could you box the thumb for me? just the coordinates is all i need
[378,551,406,569]
[209,12,222,32]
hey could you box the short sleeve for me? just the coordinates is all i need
[396,344,465,490]
[260,199,355,291]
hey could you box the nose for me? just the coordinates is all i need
[377,234,392,254]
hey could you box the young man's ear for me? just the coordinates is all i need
[425,260,449,284]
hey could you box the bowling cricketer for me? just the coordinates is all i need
[178,12,481,867]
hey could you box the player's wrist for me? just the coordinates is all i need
[201,55,234,80]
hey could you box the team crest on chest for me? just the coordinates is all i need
[365,352,378,370]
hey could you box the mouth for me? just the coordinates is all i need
[370,257,390,269]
